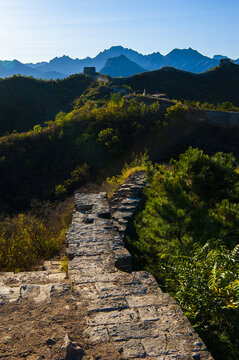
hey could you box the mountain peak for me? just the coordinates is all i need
[167,47,201,55]
[101,54,146,77]
[213,55,229,60]
[0,46,237,79]
[109,45,125,50]
[50,55,73,62]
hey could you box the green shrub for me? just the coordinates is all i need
[55,184,67,200]
[0,214,60,272]
[106,152,151,197]
[165,103,189,121]
[55,163,90,200]
[98,128,120,154]
[183,100,239,112]
[130,148,239,360]
[0,200,74,272]
[60,255,69,277]
[33,124,42,133]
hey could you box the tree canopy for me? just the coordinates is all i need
[129,148,239,360]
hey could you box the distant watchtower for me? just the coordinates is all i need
[83,67,96,76]
[220,58,231,67]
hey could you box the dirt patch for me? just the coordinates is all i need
[0,291,123,360]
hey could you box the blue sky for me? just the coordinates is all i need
[0,0,238,62]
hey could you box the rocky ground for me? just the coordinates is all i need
[0,291,123,359]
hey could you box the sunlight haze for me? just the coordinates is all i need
[0,0,238,61]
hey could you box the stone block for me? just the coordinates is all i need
[132,271,164,292]
[75,203,93,213]
[107,321,161,341]
[98,210,111,219]
[84,325,110,342]
[142,334,207,358]
[95,281,147,298]
[88,296,128,313]
[116,339,146,358]
[0,285,20,303]
[20,284,52,302]
[138,306,159,321]
[87,308,139,326]
[126,294,169,308]
[114,248,132,272]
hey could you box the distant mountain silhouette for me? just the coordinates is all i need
[28,46,159,74]
[0,60,41,78]
[213,55,229,60]
[26,61,48,69]
[0,46,238,79]
[29,46,235,75]
[35,55,84,75]
[0,60,67,80]
[100,55,146,77]
[89,46,164,70]
[160,48,219,73]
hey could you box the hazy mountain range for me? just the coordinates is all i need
[0,46,238,79]
[100,54,146,77]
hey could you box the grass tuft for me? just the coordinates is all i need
[105,152,150,197]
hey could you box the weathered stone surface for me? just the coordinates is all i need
[142,334,212,359]
[84,325,110,342]
[87,308,139,326]
[138,305,160,321]
[126,294,165,307]
[117,339,146,358]
[88,296,128,312]
[66,182,212,359]
[0,172,214,359]
[107,321,162,341]
[0,260,70,305]
[95,281,147,298]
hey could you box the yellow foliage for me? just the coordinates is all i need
[0,200,73,272]
[106,153,150,198]
[60,255,69,277]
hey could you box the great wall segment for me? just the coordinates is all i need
[125,95,239,128]
[0,173,213,359]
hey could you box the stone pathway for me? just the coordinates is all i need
[0,172,214,359]
[66,174,213,360]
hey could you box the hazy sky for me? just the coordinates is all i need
[0,0,238,62]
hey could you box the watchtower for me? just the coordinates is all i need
[83,67,96,76]
[220,58,232,67]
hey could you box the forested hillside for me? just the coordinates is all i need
[1,87,239,216]
[0,74,93,136]
[118,61,239,105]
[0,62,239,137]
